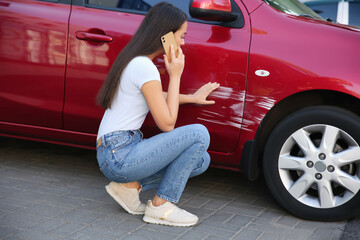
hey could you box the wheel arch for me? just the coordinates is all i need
[258,90,360,154]
[241,89,360,180]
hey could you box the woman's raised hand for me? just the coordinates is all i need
[192,82,220,105]
[164,45,185,79]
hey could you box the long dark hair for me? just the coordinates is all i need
[97,2,187,109]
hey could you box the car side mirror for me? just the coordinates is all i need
[189,0,238,22]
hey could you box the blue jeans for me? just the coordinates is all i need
[96,124,211,203]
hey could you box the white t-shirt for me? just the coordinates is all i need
[97,56,161,140]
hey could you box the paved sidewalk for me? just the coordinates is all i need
[0,137,349,240]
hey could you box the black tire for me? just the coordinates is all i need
[263,106,360,221]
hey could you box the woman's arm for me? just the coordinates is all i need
[142,46,184,132]
[163,82,220,105]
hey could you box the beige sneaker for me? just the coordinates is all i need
[143,200,198,227]
[105,182,145,215]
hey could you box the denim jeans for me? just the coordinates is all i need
[96,124,211,203]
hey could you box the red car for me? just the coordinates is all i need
[1,0,360,221]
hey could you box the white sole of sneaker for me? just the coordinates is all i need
[143,215,198,227]
[105,184,144,215]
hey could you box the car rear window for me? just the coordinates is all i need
[349,2,360,26]
[306,2,338,21]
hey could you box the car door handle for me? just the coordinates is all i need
[75,32,113,42]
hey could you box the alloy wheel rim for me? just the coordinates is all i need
[278,124,360,208]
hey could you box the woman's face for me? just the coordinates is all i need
[174,21,187,47]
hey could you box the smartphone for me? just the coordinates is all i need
[161,31,178,62]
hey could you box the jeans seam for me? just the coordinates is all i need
[163,132,206,203]
[124,132,192,168]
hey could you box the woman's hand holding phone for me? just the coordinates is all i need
[164,45,184,80]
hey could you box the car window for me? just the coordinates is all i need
[305,2,338,21]
[349,2,360,26]
[86,0,191,16]
[85,0,243,28]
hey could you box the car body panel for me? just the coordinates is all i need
[0,0,69,128]
[64,1,251,167]
[233,0,360,168]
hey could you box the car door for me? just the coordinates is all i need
[0,0,69,129]
[64,0,250,165]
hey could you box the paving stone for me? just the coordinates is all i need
[201,212,244,232]
[112,218,145,232]
[120,229,177,240]
[0,226,18,239]
[340,217,360,240]
[176,229,208,240]
[77,200,106,211]
[279,228,314,240]
[80,224,129,238]
[276,214,301,227]
[232,228,263,240]
[257,209,282,220]
[16,203,70,218]
[232,194,258,205]
[64,187,110,201]
[0,202,23,212]
[91,214,128,229]
[67,230,121,240]
[0,138,356,240]
[245,222,289,235]
[84,202,121,215]
[1,195,37,207]
[0,186,17,196]
[226,214,254,227]
[12,230,62,240]
[47,222,87,237]
[203,189,237,199]
[205,235,230,240]
[56,209,107,224]
[182,185,209,195]
[0,212,48,228]
[188,224,235,239]
[12,182,71,196]
[142,221,188,235]
[310,226,344,240]
[30,218,67,233]
[221,203,264,217]
[0,209,10,217]
[5,190,58,204]
[201,199,229,210]
[0,217,36,230]
[43,196,91,208]
[259,231,288,240]
[181,196,211,208]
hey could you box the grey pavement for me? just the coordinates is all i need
[0,137,358,240]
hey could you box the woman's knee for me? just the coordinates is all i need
[187,124,210,147]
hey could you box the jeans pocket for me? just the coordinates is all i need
[111,144,133,167]
[100,160,128,183]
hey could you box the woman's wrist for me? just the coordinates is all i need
[179,94,195,104]
[169,75,181,82]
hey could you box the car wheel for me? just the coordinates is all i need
[263,106,360,221]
